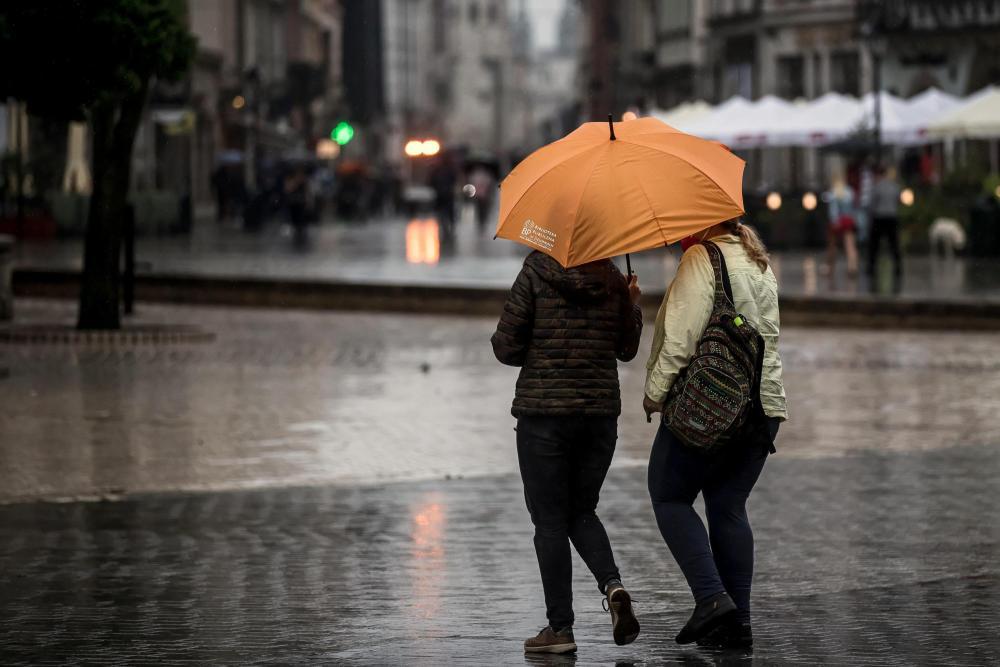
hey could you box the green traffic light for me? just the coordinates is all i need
[332,121,355,146]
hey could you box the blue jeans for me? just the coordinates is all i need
[647,419,780,623]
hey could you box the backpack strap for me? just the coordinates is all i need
[702,241,735,308]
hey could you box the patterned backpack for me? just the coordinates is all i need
[662,241,765,453]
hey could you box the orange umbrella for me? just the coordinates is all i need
[496,116,745,268]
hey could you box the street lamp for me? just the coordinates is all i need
[404,139,443,158]
[766,192,782,210]
[405,140,424,157]
[421,140,441,157]
[860,9,888,165]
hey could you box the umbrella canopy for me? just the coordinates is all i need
[927,86,1000,139]
[496,117,745,268]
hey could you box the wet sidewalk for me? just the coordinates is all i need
[11,214,1000,302]
[4,300,1000,502]
[3,303,1000,664]
[2,449,1000,665]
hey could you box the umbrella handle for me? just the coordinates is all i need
[626,253,632,276]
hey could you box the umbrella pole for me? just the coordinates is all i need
[608,114,616,141]
[625,253,632,276]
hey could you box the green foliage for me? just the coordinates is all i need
[0,0,196,120]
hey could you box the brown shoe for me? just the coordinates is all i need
[524,626,577,654]
[605,585,640,646]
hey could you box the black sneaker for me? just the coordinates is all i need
[604,584,640,646]
[524,626,577,654]
[675,592,737,645]
[696,619,753,649]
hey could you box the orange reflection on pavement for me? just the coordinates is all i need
[410,496,446,619]
[406,219,440,265]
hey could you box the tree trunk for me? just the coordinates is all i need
[77,85,147,330]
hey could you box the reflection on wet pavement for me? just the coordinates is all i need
[2,301,1000,663]
[406,219,441,265]
[12,216,1000,299]
[3,300,1000,502]
[2,447,999,664]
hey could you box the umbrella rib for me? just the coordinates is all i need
[566,146,612,267]
[627,159,671,247]
[618,137,744,211]
[500,143,607,234]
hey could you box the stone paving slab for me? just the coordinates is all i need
[2,444,999,665]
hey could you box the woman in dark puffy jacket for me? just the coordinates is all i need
[491,250,643,655]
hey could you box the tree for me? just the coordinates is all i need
[0,1,195,329]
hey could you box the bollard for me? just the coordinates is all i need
[0,234,13,321]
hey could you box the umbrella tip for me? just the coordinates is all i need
[607,114,616,141]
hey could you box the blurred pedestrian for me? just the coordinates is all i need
[211,165,230,223]
[824,173,859,278]
[468,164,496,230]
[491,252,643,655]
[868,165,903,292]
[643,219,787,649]
[429,154,457,234]
[284,167,309,247]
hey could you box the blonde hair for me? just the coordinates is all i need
[726,219,770,272]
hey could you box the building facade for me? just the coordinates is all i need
[138,0,345,221]
[593,0,1000,109]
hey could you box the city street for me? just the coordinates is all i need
[12,214,1000,301]
[3,301,1000,664]
[4,0,1000,664]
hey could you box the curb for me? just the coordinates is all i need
[13,268,1000,330]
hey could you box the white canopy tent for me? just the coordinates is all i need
[766,92,864,147]
[928,86,1000,173]
[650,87,990,154]
[649,100,712,132]
[680,96,756,145]
[927,86,1000,139]
[683,95,797,148]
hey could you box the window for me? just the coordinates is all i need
[831,51,860,96]
[469,2,479,24]
[433,0,447,50]
[659,0,691,32]
[724,62,753,99]
[777,55,805,99]
[487,2,497,23]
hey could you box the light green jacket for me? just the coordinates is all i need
[644,234,788,420]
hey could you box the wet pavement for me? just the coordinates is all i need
[3,450,1000,666]
[12,214,1000,301]
[3,301,1000,664]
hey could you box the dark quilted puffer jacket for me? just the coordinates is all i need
[491,251,643,417]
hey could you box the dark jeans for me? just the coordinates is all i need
[868,215,902,287]
[647,419,780,624]
[517,416,621,629]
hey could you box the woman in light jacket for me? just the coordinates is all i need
[643,218,787,649]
